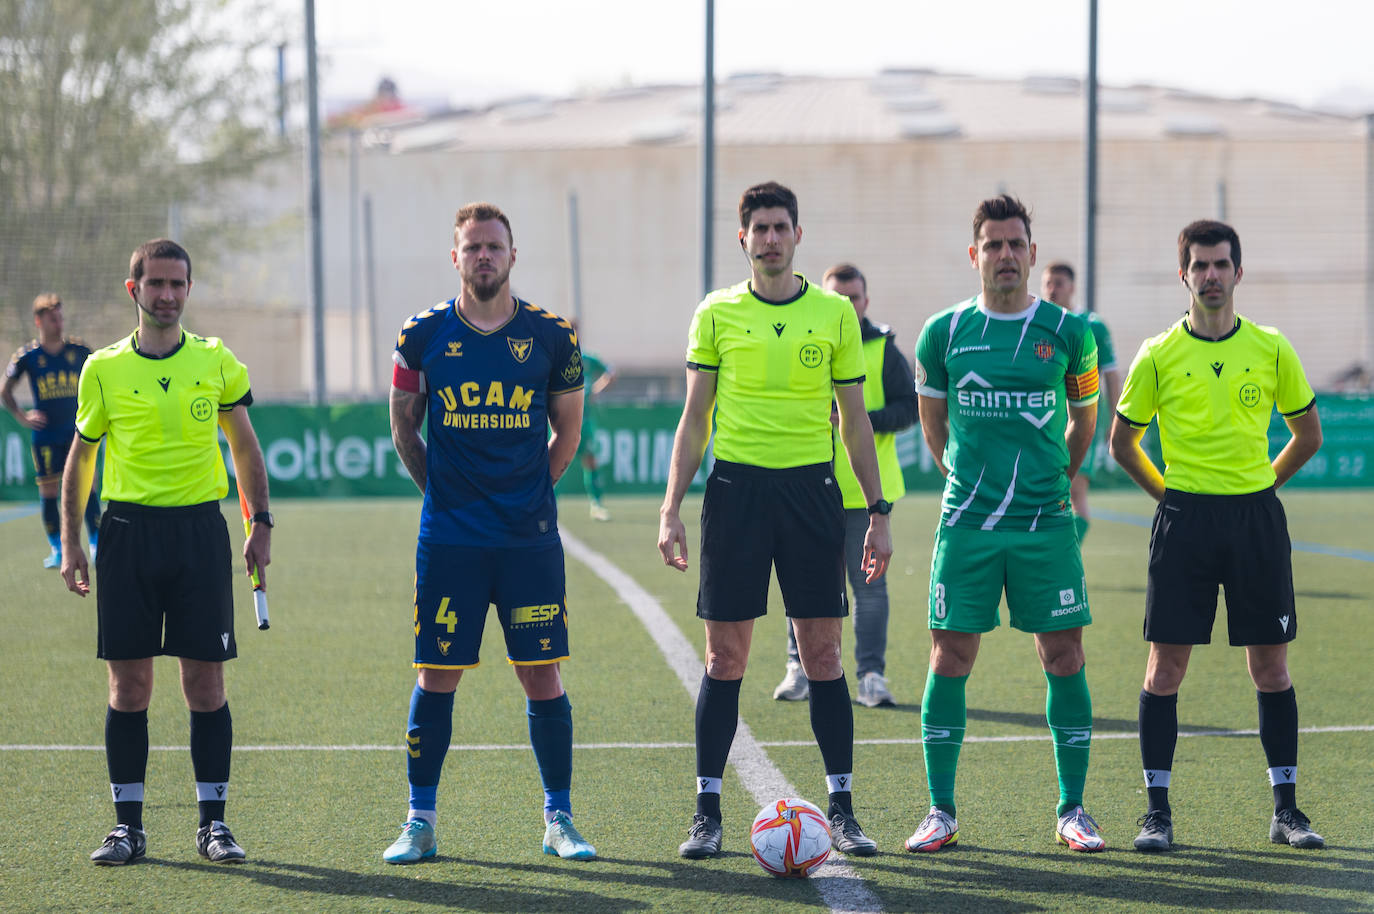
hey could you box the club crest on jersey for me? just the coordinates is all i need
[445,341,463,357]
[562,349,583,384]
[437,638,452,657]
[508,337,533,363]
[1033,339,1055,361]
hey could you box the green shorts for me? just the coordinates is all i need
[928,523,1091,633]
[575,411,601,459]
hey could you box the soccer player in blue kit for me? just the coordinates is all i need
[384,202,595,864]
[2,293,102,567]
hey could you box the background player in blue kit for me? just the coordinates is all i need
[385,202,595,864]
[3,293,102,567]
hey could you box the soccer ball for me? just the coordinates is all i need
[749,797,831,878]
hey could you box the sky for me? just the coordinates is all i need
[280,0,1374,115]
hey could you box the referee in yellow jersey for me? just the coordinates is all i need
[658,182,892,860]
[60,239,272,866]
[1110,220,1324,852]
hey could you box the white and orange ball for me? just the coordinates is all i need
[749,797,831,878]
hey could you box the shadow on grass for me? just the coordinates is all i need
[966,707,1138,732]
[154,851,842,912]
[860,843,1374,913]
[965,706,1250,735]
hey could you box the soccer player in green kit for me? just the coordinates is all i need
[908,195,1104,854]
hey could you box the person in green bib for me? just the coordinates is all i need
[658,182,891,860]
[1111,220,1325,852]
[773,263,916,709]
[1040,262,1122,541]
[908,195,1104,855]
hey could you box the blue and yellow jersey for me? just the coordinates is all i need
[393,297,583,548]
[6,338,92,445]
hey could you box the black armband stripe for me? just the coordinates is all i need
[1281,396,1316,419]
[1115,410,1150,430]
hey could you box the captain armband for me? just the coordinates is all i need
[392,363,422,393]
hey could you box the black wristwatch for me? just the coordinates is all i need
[251,511,275,528]
[867,499,893,516]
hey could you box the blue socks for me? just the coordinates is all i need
[404,684,576,824]
[405,685,454,822]
[528,693,574,821]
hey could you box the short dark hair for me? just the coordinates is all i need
[972,194,1031,243]
[1178,220,1241,271]
[738,181,798,230]
[454,202,514,246]
[32,292,61,315]
[823,262,867,293]
[1044,261,1075,282]
[129,239,192,282]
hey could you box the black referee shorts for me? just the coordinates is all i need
[96,500,237,662]
[1144,487,1296,646]
[696,460,847,622]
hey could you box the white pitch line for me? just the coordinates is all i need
[562,531,884,914]
[7,725,1371,754]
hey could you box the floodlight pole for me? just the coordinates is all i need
[1366,113,1374,376]
[304,0,326,404]
[701,0,715,297]
[568,191,584,325]
[1084,0,1098,313]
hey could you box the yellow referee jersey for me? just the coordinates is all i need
[75,331,252,505]
[1116,315,1315,495]
[686,276,865,468]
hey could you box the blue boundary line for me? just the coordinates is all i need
[0,505,37,524]
[1095,507,1374,563]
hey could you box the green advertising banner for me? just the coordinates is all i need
[1,395,1369,500]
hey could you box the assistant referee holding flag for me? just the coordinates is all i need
[659,181,892,860]
[62,239,272,866]
[1111,219,1324,852]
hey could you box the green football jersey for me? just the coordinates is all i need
[915,296,1099,531]
[1084,311,1117,371]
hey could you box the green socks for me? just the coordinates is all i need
[1073,514,1090,542]
[1046,666,1093,816]
[921,669,968,817]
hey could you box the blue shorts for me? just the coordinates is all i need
[32,438,73,485]
[413,539,569,669]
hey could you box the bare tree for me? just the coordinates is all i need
[0,0,287,342]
